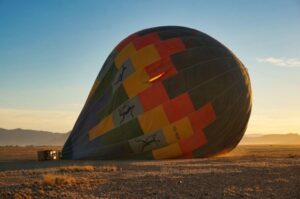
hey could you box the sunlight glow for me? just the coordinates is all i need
[148,72,165,83]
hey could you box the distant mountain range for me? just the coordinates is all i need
[0,128,69,146]
[240,133,300,145]
[0,128,299,146]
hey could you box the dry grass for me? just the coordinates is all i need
[43,174,76,186]
[13,188,32,199]
[0,146,299,198]
[58,165,94,172]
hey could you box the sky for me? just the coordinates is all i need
[0,0,300,134]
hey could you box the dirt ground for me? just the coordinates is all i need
[0,145,299,199]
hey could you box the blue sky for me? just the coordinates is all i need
[0,0,300,133]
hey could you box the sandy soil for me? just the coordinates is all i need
[0,145,299,199]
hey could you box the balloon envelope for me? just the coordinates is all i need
[62,26,252,160]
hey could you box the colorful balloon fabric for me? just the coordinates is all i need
[62,26,252,160]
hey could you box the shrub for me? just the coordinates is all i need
[43,174,76,186]
[58,165,94,172]
[101,165,121,172]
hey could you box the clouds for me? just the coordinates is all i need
[256,57,300,68]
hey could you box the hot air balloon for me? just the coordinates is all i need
[62,26,252,160]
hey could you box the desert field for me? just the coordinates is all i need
[0,145,299,199]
